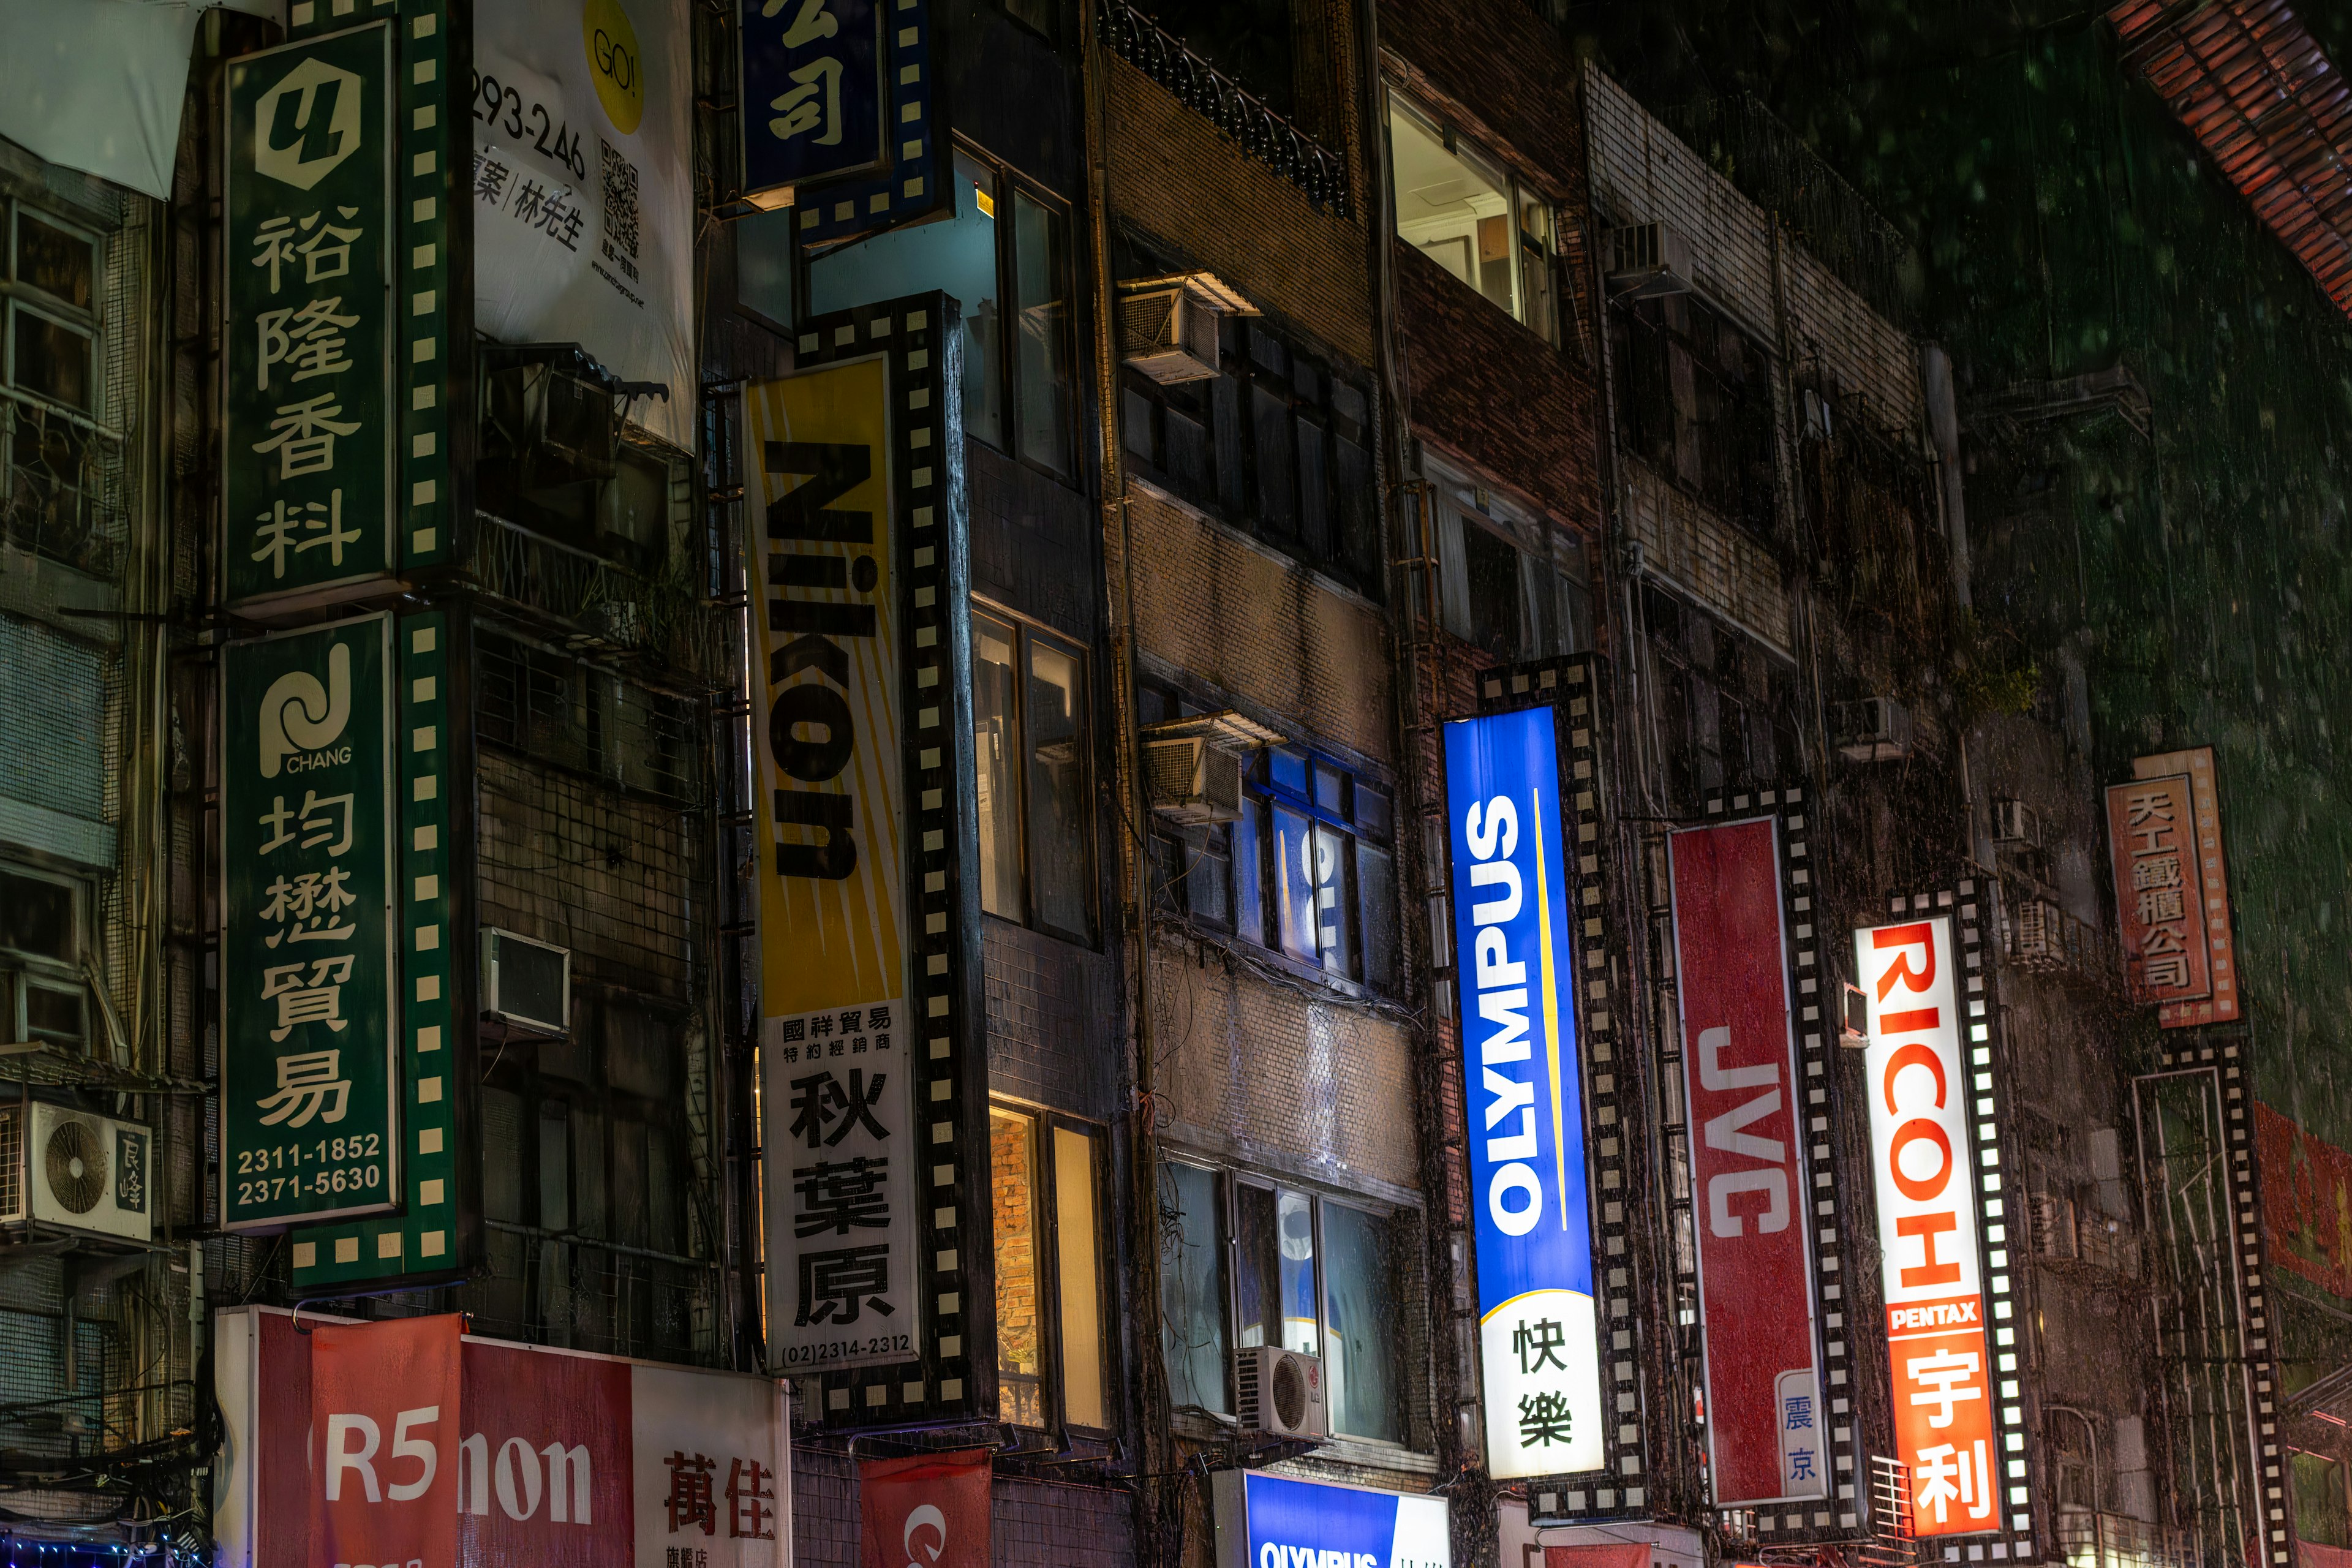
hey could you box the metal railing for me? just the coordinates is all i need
[1096,0,1352,217]
[470,511,729,685]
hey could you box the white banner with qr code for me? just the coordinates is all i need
[472,0,695,450]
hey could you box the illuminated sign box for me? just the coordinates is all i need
[1211,1471,1450,1568]
[1441,706,1602,1480]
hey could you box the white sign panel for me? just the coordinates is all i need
[473,0,696,450]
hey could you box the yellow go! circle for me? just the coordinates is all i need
[582,0,645,135]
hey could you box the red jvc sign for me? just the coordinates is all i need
[1668,818,1825,1507]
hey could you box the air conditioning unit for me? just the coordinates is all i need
[0,1102,153,1242]
[1139,710,1282,824]
[1604,221,1696,298]
[482,929,571,1035]
[1831,696,1915,763]
[1992,797,2042,848]
[1144,737,1245,824]
[1235,1345,1327,1441]
[1117,271,1254,385]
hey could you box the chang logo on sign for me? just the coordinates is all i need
[260,641,352,778]
[1442,706,1604,1480]
[252,56,364,189]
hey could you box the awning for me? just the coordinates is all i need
[0,0,279,200]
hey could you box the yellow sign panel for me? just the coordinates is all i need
[745,358,903,1027]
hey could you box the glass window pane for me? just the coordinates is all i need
[1052,1126,1106,1427]
[973,613,1023,921]
[538,1101,571,1232]
[1518,188,1556,342]
[12,306,92,412]
[1186,826,1231,929]
[1234,796,1265,946]
[0,868,75,961]
[1388,99,1515,317]
[1276,1189,1317,1355]
[1359,843,1398,993]
[1323,1203,1403,1442]
[17,214,94,311]
[991,1108,1046,1427]
[1025,636,1090,938]
[1270,804,1319,963]
[1462,519,1522,658]
[1311,763,1347,816]
[811,153,1001,447]
[24,982,83,1048]
[735,208,795,326]
[1268,749,1308,799]
[1012,190,1073,474]
[1235,1182,1280,1349]
[1251,384,1296,538]
[481,1087,526,1224]
[1310,823,1354,976]
[1158,1161,1229,1414]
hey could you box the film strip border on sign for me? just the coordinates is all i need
[793,0,944,246]
[792,297,989,1427]
[285,0,456,571]
[290,609,462,1288]
[1896,882,2037,1564]
[1698,786,1860,1544]
[2151,1033,2289,1568]
[1474,655,1651,1524]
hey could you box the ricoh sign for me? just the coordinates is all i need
[1441,706,1604,1480]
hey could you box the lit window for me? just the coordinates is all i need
[1160,1162,1414,1444]
[992,1103,1111,1430]
[1430,470,1593,662]
[971,605,1093,942]
[1387,92,1557,339]
[0,863,85,1054]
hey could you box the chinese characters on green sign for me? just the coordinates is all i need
[224,24,394,604]
[221,616,399,1229]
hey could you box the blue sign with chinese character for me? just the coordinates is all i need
[740,0,887,197]
[1213,1472,1452,1568]
[1442,706,1604,1479]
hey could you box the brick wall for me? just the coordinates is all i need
[477,748,700,1001]
[1128,486,1393,765]
[1104,56,1375,369]
[984,918,1120,1120]
[1379,0,1584,193]
[1152,931,1420,1194]
[991,1112,1040,1385]
[1396,243,1606,531]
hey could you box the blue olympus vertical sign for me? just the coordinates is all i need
[1443,707,1605,1480]
[1212,1471,1452,1568]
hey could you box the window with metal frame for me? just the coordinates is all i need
[0,862,86,1053]
[972,602,1095,943]
[1156,1158,1414,1446]
[1386,91,1558,342]
[2,198,108,575]
[808,145,1077,478]
[990,1102,1112,1431]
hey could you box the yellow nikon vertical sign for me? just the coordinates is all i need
[747,358,905,1019]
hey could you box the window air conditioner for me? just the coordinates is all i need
[1991,797,2042,848]
[1831,696,1915,763]
[0,1102,153,1242]
[1604,221,1696,299]
[1117,271,1255,385]
[482,929,571,1035]
[1139,710,1283,825]
[1235,1345,1327,1441]
[1144,737,1245,824]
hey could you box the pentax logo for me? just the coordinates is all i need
[254,56,364,190]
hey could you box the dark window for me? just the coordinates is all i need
[973,603,1095,943]
[1611,293,1777,535]
[1644,584,1802,813]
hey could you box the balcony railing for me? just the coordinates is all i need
[1096,0,1352,217]
[470,511,729,685]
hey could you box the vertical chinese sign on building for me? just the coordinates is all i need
[1668,818,1825,1507]
[746,298,987,1425]
[2109,746,2239,1027]
[739,0,944,245]
[1856,911,2022,1544]
[225,24,395,605]
[221,616,399,1229]
[1442,705,1604,1480]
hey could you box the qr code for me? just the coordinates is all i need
[600,140,643,282]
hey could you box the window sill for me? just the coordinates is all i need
[1125,473,1387,615]
[1149,910,1409,1020]
[1304,1435,1442,1475]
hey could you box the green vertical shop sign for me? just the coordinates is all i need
[224,23,396,605]
[221,615,400,1229]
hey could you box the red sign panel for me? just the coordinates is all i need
[220,1308,786,1568]
[312,1315,464,1568]
[2131,746,2240,1027]
[2257,1101,2352,1300]
[1668,819,1823,1507]
[1855,918,2000,1539]
[2107,773,2212,1012]
[858,1449,992,1568]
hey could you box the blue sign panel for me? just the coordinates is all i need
[739,0,887,195]
[1213,1471,1452,1568]
[1442,707,1604,1479]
